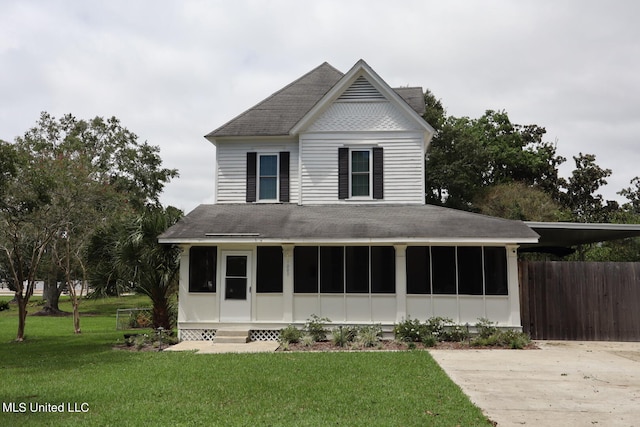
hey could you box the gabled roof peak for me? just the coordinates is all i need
[206,60,432,139]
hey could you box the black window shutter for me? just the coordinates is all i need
[279,151,290,202]
[338,147,349,199]
[246,152,257,202]
[373,147,383,199]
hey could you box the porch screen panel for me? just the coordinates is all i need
[320,246,344,293]
[371,246,395,293]
[257,246,283,293]
[406,246,430,294]
[484,247,508,295]
[431,247,456,294]
[346,246,369,293]
[189,246,217,292]
[294,246,318,293]
[457,247,483,295]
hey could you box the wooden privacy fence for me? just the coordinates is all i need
[519,261,640,341]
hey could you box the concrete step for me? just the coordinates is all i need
[214,329,250,344]
[214,336,250,344]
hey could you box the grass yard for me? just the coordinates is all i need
[0,295,491,426]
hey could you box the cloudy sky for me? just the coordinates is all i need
[1,0,638,213]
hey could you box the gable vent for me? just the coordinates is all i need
[338,76,386,101]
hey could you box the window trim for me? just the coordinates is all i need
[257,153,279,202]
[349,148,373,199]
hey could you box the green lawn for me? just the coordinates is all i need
[0,295,491,426]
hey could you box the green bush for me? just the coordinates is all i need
[424,316,448,339]
[279,324,303,344]
[441,324,470,342]
[331,326,356,347]
[421,335,437,347]
[470,318,531,349]
[355,324,383,348]
[0,300,9,311]
[300,334,315,347]
[393,317,426,342]
[500,329,531,349]
[475,317,499,339]
[305,314,331,342]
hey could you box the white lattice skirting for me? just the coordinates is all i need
[250,330,280,341]
[180,329,217,341]
[180,329,280,342]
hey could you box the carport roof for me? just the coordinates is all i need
[523,221,640,253]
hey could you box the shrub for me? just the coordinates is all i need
[500,329,531,349]
[305,314,331,342]
[475,317,499,339]
[123,329,178,350]
[0,300,9,311]
[332,326,357,347]
[279,325,302,344]
[355,325,383,348]
[421,335,437,347]
[424,316,448,340]
[441,323,470,342]
[470,318,531,349]
[393,317,426,342]
[300,334,315,347]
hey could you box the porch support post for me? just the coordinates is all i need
[177,245,190,340]
[506,244,521,328]
[394,244,407,322]
[282,244,294,323]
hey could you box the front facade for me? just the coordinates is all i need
[160,60,538,341]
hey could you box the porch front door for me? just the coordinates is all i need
[219,251,252,322]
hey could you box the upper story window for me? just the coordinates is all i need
[259,154,278,200]
[350,150,371,197]
[246,151,290,203]
[338,147,383,200]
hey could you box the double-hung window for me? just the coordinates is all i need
[338,147,383,200]
[350,150,371,197]
[258,154,278,201]
[246,151,290,203]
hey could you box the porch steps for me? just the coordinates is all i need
[213,329,250,344]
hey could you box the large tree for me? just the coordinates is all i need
[560,153,616,223]
[13,112,178,314]
[424,108,565,210]
[0,142,62,340]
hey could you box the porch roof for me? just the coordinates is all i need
[159,204,539,244]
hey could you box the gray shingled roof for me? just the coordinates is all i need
[206,62,427,138]
[159,204,539,243]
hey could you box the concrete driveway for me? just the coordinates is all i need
[430,341,640,426]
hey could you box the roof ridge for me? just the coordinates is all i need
[205,62,344,138]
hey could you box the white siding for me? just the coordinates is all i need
[299,133,425,204]
[215,139,299,203]
[307,102,416,132]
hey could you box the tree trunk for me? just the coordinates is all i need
[152,297,172,330]
[16,293,27,341]
[71,297,81,334]
[40,279,65,315]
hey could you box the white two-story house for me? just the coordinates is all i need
[159,60,539,341]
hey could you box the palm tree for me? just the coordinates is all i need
[116,205,182,329]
